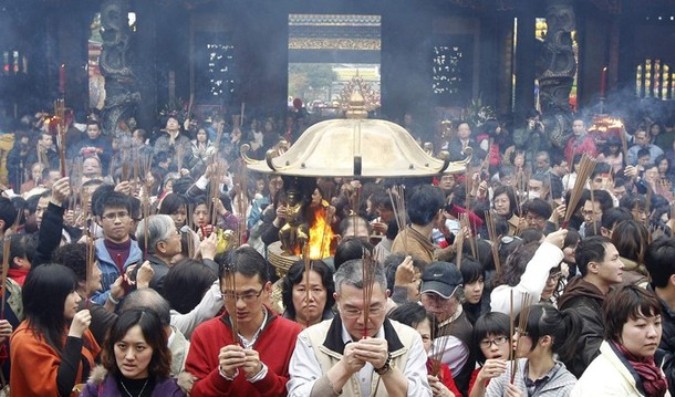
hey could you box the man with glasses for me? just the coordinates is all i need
[135,214,183,295]
[287,259,430,397]
[186,247,303,396]
[419,261,474,395]
[92,191,142,306]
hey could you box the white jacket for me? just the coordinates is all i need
[490,241,563,314]
[571,341,671,397]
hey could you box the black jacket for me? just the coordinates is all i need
[558,277,606,377]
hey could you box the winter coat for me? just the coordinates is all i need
[486,359,576,397]
[572,341,671,397]
[80,366,185,397]
[558,277,606,378]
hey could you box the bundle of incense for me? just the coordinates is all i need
[236,161,249,247]
[388,185,407,250]
[619,127,629,161]
[485,210,502,274]
[223,264,239,344]
[0,235,10,318]
[589,188,598,235]
[459,213,477,260]
[302,243,312,327]
[361,249,376,339]
[510,293,533,384]
[508,290,515,382]
[54,99,67,177]
[428,316,448,377]
[563,155,597,227]
[208,162,223,230]
[454,226,464,271]
[465,170,472,212]
[85,231,96,308]
[176,144,185,174]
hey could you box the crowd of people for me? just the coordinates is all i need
[0,102,673,397]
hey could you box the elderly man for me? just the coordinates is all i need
[287,259,430,397]
[135,214,183,295]
[419,261,473,394]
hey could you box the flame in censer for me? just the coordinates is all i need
[307,203,335,260]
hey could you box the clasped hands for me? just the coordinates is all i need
[219,344,264,379]
[341,337,389,374]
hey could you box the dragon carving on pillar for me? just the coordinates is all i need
[100,0,141,136]
[537,0,576,148]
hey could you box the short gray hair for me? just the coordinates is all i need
[135,214,175,255]
[334,259,387,293]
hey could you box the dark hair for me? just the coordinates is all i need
[620,194,647,213]
[388,302,436,335]
[162,259,217,314]
[494,242,539,287]
[473,312,510,365]
[601,207,632,231]
[603,284,662,342]
[519,228,543,244]
[334,236,374,271]
[281,260,335,320]
[51,243,89,282]
[583,189,613,214]
[524,198,552,220]
[384,253,425,291]
[518,304,582,363]
[646,238,675,288]
[22,264,78,353]
[611,220,648,263]
[0,197,17,232]
[493,185,519,218]
[637,148,651,159]
[460,258,484,285]
[406,185,444,226]
[591,162,613,180]
[95,189,131,218]
[3,233,35,268]
[575,236,611,277]
[101,309,172,380]
[158,193,187,216]
[216,246,270,284]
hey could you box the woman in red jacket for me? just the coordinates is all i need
[10,264,100,396]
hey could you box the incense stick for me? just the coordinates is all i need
[361,249,376,339]
[223,264,239,344]
[0,236,10,319]
[302,243,312,328]
[563,155,597,227]
[485,210,502,274]
[510,293,533,384]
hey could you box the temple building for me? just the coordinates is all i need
[0,0,674,136]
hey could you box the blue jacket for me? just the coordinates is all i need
[91,238,142,305]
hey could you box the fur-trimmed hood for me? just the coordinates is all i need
[87,365,108,386]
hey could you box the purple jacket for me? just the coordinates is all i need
[80,375,186,397]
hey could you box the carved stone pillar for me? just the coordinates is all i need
[537,0,576,147]
[100,0,140,136]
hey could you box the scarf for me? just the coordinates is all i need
[613,341,667,397]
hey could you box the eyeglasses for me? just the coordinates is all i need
[479,335,509,348]
[222,288,264,304]
[101,211,130,221]
[340,304,385,318]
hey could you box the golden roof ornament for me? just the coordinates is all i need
[241,76,471,178]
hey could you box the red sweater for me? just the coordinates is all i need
[185,311,302,396]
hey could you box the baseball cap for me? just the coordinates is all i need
[420,261,463,299]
